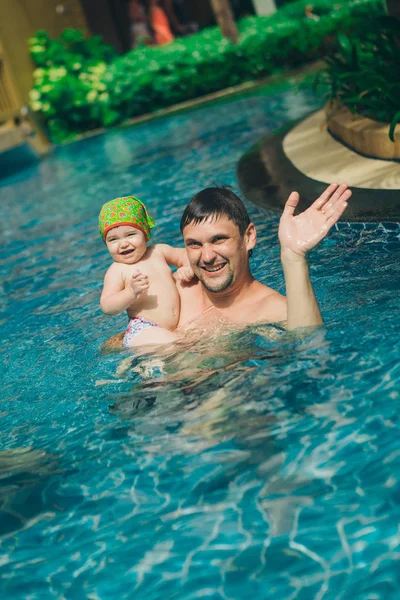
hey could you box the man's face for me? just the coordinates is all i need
[182,215,256,294]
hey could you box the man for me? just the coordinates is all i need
[104,183,351,349]
[176,182,350,332]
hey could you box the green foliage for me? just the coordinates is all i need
[28,29,117,142]
[29,0,384,143]
[29,28,116,69]
[316,10,400,139]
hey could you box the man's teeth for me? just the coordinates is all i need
[204,264,225,272]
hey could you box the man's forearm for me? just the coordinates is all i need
[281,250,323,330]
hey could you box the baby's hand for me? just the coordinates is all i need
[174,266,195,283]
[129,270,149,297]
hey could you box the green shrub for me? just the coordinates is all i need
[29,0,385,143]
[29,28,116,69]
[28,29,117,142]
[316,11,400,140]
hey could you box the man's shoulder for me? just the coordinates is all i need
[249,281,287,323]
[251,279,283,299]
[176,277,207,327]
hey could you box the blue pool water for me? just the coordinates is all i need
[1,79,400,599]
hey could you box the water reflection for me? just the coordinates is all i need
[0,447,62,536]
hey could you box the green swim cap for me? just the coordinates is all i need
[99,196,156,241]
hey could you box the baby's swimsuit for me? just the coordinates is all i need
[123,316,159,348]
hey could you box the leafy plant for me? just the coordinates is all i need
[316,9,400,140]
[29,0,385,143]
[28,29,117,142]
[29,28,116,69]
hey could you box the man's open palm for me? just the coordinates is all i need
[279,183,352,257]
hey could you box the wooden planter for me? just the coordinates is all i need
[325,101,400,161]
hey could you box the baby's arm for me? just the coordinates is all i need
[158,245,189,268]
[158,245,195,283]
[100,263,149,315]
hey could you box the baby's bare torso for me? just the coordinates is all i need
[119,246,179,330]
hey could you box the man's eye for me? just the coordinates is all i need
[214,237,228,243]
[187,242,201,248]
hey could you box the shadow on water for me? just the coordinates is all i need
[0,448,69,536]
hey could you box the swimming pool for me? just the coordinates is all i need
[1,78,399,599]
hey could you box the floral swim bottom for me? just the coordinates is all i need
[123,316,159,348]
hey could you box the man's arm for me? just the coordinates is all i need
[281,251,322,329]
[278,183,351,330]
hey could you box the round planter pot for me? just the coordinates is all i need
[325,101,400,161]
[237,109,400,222]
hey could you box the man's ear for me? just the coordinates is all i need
[245,223,256,251]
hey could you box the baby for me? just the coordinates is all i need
[99,195,193,349]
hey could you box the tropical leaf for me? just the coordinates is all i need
[389,111,400,142]
[318,8,400,139]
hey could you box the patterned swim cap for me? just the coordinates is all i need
[99,196,156,241]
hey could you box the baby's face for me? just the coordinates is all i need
[105,225,147,264]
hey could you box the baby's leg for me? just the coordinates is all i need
[124,326,177,350]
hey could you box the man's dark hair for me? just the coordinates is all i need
[180,186,251,235]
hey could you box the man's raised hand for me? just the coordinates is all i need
[278,183,351,259]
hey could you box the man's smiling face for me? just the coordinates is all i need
[183,215,256,293]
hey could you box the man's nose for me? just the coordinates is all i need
[201,245,216,263]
